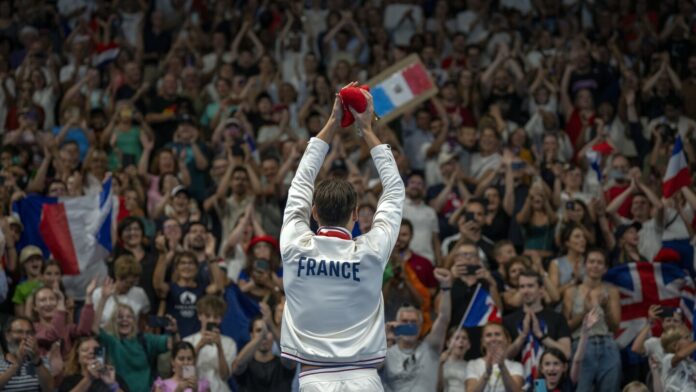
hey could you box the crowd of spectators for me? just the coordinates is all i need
[2,0,696,391]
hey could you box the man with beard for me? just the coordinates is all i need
[183,221,225,293]
[442,198,495,267]
[503,269,571,381]
[233,315,295,392]
[381,268,452,392]
[0,317,52,391]
[403,172,441,265]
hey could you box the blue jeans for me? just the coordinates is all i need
[573,335,622,392]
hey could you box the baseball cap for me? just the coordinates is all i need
[437,150,458,166]
[247,235,279,254]
[20,245,43,264]
[614,222,642,241]
[171,185,190,198]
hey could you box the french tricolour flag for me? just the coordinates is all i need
[92,42,120,68]
[13,178,113,275]
[459,285,502,327]
[372,61,434,119]
[663,135,691,198]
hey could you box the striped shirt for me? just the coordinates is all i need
[0,356,43,391]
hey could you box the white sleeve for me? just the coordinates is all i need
[506,360,524,377]
[223,337,238,372]
[465,359,484,380]
[430,208,439,234]
[362,144,406,262]
[280,137,329,255]
[135,288,151,314]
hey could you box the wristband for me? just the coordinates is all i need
[109,382,120,392]
[440,287,451,291]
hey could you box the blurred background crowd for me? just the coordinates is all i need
[1,0,696,391]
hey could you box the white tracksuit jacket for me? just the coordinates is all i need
[279,137,404,367]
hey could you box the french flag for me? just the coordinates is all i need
[13,178,113,275]
[663,135,691,198]
[459,285,502,327]
[92,42,120,68]
[371,61,434,120]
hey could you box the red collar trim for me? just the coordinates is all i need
[317,226,352,240]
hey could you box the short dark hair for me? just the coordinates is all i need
[518,268,543,287]
[401,218,413,233]
[313,178,357,227]
[586,248,608,264]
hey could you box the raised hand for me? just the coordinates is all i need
[349,89,375,133]
[433,268,453,288]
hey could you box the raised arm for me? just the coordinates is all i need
[351,91,406,260]
[424,269,452,351]
[279,91,343,252]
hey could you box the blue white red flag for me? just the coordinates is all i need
[663,135,691,198]
[604,261,694,348]
[521,319,546,386]
[13,178,114,275]
[460,285,502,328]
[369,56,437,123]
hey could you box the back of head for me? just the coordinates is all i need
[313,178,357,227]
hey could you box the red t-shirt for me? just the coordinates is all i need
[606,184,633,218]
[408,252,437,288]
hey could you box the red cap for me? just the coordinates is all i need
[246,235,280,254]
[591,141,615,156]
[653,247,681,263]
[338,85,370,128]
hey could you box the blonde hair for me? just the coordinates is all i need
[114,255,142,280]
[106,303,137,339]
[661,325,690,354]
[622,381,649,392]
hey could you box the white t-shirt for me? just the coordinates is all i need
[403,199,439,263]
[661,353,696,392]
[443,358,468,392]
[184,332,237,392]
[470,153,502,180]
[92,286,150,326]
[645,336,665,360]
[465,358,524,392]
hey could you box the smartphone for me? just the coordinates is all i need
[661,307,676,318]
[182,365,195,379]
[465,265,481,275]
[464,212,476,222]
[147,315,170,329]
[122,153,136,168]
[254,259,270,271]
[511,161,526,171]
[566,201,575,210]
[206,323,219,332]
[393,323,419,337]
[534,379,548,392]
[94,347,105,366]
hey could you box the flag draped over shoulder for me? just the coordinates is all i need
[12,178,114,275]
[603,262,695,348]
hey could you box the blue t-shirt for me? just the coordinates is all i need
[165,283,204,338]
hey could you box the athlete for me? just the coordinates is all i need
[279,83,405,391]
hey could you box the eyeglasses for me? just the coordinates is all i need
[453,252,479,261]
